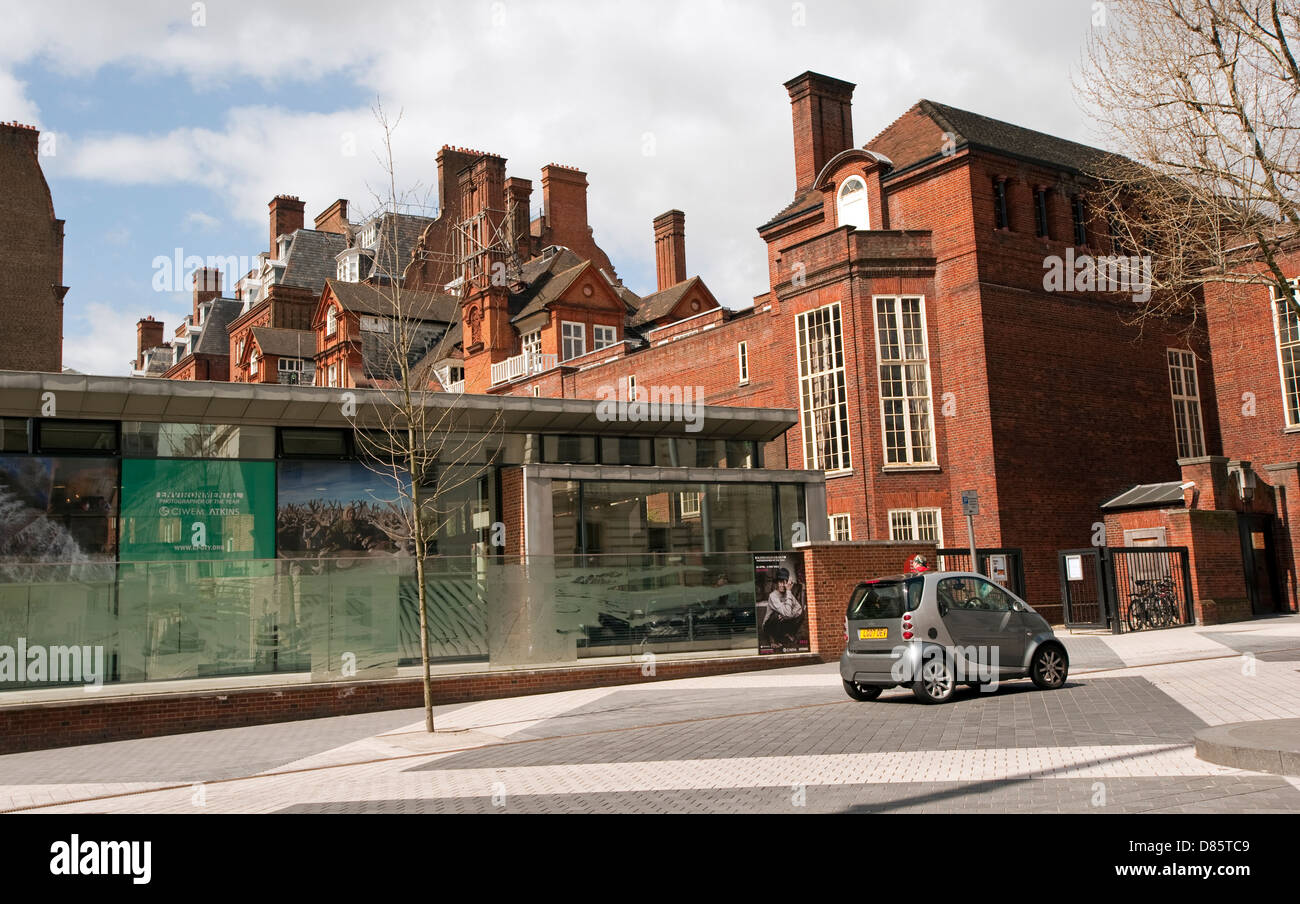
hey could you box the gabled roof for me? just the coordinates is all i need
[324,279,460,323]
[192,298,243,356]
[630,276,706,327]
[507,248,587,322]
[1101,482,1187,510]
[281,229,348,292]
[251,327,315,360]
[870,99,1125,177]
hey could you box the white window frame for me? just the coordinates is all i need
[627,374,638,401]
[278,357,303,372]
[888,508,944,545]
[327,363,338,388]
[836,175,870,230]
[1272,279,1300,428]
[829,513,851,541]
[593,324,618,351]
[873,295,936,466]
[522,329,541,364]
[326,305,338,337]
[249,351,259,376]
[738,341,749,385]
[561,321,586,361]
[1167,348,1207,458]
[679,491,702,518]
[795,302,852,474]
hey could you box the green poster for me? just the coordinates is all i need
[120,459,275,561]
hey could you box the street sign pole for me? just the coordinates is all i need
[966,513,977,573]
[960,489,979,574]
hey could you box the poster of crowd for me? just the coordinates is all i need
[754,551,809,654]
[275,460,408,558]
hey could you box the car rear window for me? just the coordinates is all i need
[846,578,922,619]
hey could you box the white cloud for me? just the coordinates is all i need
[0,70,40,126]
[183,211,221,230]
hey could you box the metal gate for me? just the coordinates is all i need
[936,547,1026,599]
[1059,546,1194,633]
[1059,549,1107,628]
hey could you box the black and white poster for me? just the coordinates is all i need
[754,551,808,654]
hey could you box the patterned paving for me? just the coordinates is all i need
[3,616,1300,814]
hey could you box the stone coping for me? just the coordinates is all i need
[1194,719,1300,776]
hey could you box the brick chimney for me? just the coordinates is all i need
[313,199,349,234]
[0,121,40,159]
[192,267,221,322]
[506,177,533,256]
[541,164,590,250]
[653,210,687,291]
[785,71,856,194]
[268,195,305,259]
[136,317,164,370]
[437,146,480,222]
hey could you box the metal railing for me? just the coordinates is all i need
[490,352,558,385]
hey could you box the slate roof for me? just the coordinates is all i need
[325,279,460,323]
[507,248,587,322]
[192,298,243,356]
[281,229,347,292]
[630,277,701,327]
[364,212,436,281]
[141,344,174,376]
[251,327,315,360]
[1101,481,1187,510]
[873,99,1125,177]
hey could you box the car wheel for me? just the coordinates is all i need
[911,655,956,704]
[842,679,882,701]
[1030,644,1068,690]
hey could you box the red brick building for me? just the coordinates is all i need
[0,122,65,373]
[1197,241,1300,613]
[446,72,1214,615]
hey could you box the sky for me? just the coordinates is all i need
[0,0,1112,376]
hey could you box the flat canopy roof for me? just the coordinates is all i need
[0,371,797,443]
[1100,481,1187,510]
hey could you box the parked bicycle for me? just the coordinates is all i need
[1126,577,1182,631]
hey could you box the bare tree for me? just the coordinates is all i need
[1079,0,1299,320]
[349,101,503,733]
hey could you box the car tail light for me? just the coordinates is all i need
[843,616,848,643]
[902,631,913,640]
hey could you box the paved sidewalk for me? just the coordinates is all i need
[2,615,1298,814]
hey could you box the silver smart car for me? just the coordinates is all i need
[839,571,1068,704]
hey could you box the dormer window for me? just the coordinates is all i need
[277,236,292,259]
[326,305,338,337]
[250,350,260,376]
[336,249,362,283]
[836,176,869,231]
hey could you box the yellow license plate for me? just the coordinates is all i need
[858,628,888,639]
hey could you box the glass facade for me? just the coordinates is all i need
[0,416,813,694]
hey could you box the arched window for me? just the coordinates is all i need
[837,176,869,230]
[326,305,338,336]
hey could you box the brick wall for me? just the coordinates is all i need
[0,122,63,372]
[801,540,935,658]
